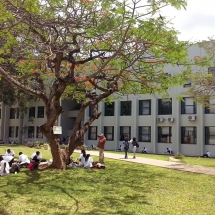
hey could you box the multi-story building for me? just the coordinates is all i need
[0,45,215,156]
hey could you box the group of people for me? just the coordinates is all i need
[0,149,43,176]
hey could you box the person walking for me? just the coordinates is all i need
[97,134,106,164]
[123,137,130,159]
[131,137,139,159]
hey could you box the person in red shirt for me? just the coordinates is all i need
[97,134,106,164]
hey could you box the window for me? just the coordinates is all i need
[205,101,215,114]
[37,106,44,118]
[158,127,172,143]
[36,126,43,138]
[104,126,114,140]
[10,108,16,119]
[120,101,132,116]
[181,127,196,144]
[8,126,15,137]
[15,126,19,138]
[16,109,19,119]
[88,126,97,140]
[158,99,172,115]
[89,105,98,117]
[139,126,151,142]
[28,126,35,138]
[139,100,151,115]
[183,80,191,87]
[205,127,215,145]
[181,97,196,114]
[208,67,215,76]
[104,102,115,116]
[29,107,35,118]
[120,126,131,141]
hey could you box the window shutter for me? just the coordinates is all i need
[139,101,142,115]
[158,127,162,142]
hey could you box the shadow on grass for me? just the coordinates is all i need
[0,159,165,214]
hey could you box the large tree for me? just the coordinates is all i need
[0,0,190,169]
[185,40,215,106]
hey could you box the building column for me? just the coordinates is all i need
[98,102,103,135]
[152,98,157,153]
[175,99,180,154]
[115,100,119,150]
[133,97,137,139]
[199,105,204,156]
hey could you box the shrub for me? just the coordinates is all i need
[174,153,184,160]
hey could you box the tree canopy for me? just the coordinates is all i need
[0,0,191,169]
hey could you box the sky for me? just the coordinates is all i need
[161,0,215,42]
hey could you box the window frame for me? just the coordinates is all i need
[181,97,196,114]
[37,106,44,118]
[104,102,115,116]
[205,127,215,145]
[120,101,132,116]
[104,126,114,141]
[8,126,15,137]
[158,127,172,143]
[88,126,97,140]
[158,98,172,115]
[15,126,19,138]
[181,127,197,144]
[138,126,151,142]
[205,101,215,114]
[29,107,35,118]
[139,100,151,115]
[10,108,16,119]
[36,126,43,138]
[120,126,131,141]
[28,126,35,138]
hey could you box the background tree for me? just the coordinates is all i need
[185,40,215,107]
[0,0,190,169]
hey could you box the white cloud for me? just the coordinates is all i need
[161,0,215,41]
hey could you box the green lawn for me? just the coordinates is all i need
[0,145,215,215]
[107,150,215,167]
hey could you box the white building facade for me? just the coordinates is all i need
[0,45,214,156]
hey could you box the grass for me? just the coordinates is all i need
[0,145,215,215]
[106,150,215,167]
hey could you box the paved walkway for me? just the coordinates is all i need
[74,150,215,176]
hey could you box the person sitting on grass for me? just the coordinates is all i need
[165,148,172,154]
[5,149,15,157]
[79,149,86,167]
[84,154,93,168]
[201,151,211,158]
[2,155,14,167]
[18,152,30,168]
[142,147,148,153]
[30,151,42,170]
[0,156,10,176]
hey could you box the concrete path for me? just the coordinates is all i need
[74,150,215,176]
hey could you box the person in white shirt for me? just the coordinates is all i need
[5,149,15,157]
[142,147,148,153]
[31,151,42,162]
[2,155,14,167]
[19,152,30,167]
[84,154,93,168]
[202,151,212,158]
[0,156,10,176]
[79,149,86,167]
[30,151,42,170]
[165,148,172,154]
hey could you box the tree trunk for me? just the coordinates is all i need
[49,137,68,170]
